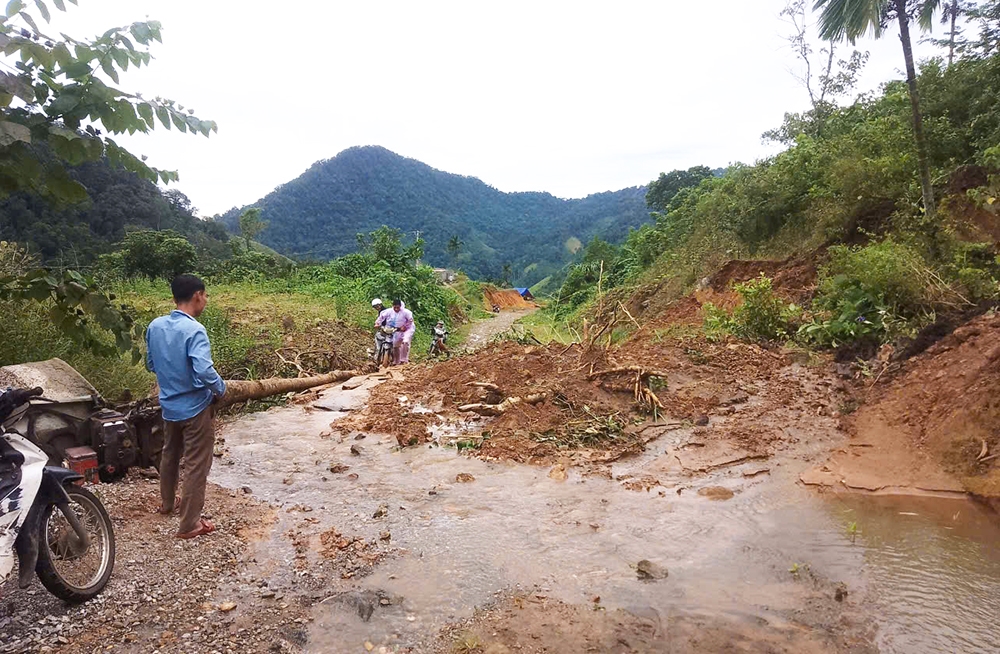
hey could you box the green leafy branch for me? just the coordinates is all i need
[0,0,217,202]
[0,268,143,361]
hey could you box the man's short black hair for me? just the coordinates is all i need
[392,299,402,307]
[172,274,205,302]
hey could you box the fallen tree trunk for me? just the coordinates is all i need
[458,392,549,416]
[219,370,366,406]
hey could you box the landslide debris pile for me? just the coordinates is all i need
[238,315,372,379]
[340,330,810,466]
[854,311,1000,498]
[483,287,534,310]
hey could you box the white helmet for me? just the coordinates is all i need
[371,298,383,308]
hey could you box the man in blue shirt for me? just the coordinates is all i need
[146,274,226,539]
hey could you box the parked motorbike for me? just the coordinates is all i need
[429,325,449,357]
[373,326,397,368]
[0,387,115,603]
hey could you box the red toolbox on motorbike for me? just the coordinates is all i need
[64,446,99,485]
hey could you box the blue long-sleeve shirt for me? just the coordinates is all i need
[145,310,226,422]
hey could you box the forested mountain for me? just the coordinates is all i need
[217,146,650,283]
[0,160,231,266]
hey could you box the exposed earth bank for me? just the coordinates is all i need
[803,310,1000,504]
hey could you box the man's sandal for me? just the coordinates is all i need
[175,518,215,539]
[153,497,181,515]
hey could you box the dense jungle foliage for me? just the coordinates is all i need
[0,159,231,265]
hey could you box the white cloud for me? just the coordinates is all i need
[44,0,943,216]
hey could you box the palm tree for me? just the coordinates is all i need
[815,0,940,219]
[446,235,462,266]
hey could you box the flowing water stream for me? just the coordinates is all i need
[211,378,1000,653]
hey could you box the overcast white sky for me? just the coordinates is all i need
[45,1,942,216]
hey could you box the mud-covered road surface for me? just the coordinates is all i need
[4,365,1000,653]
[209,373,1000,653]
[461,309,535,351]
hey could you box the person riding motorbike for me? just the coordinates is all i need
[430,320,449,356]
[375,299,415,365]
[373,298,405,319]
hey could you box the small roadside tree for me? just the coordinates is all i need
[238,207,267,253]
[645,166,714,213]
[115,230,196,280]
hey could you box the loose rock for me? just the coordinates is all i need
[548,463,568,481]
[636,559,669,581]
[697,486,735,501]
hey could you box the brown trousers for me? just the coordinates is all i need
[160,405,215,534]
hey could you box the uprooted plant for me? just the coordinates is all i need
[532,399,635,450]
[587,366,668,416]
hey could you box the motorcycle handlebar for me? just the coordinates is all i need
[0,386,44,423]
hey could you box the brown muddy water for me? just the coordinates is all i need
[211,378,1000,653]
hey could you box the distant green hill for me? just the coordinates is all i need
[217,146,650,284]
[0,158,230,266]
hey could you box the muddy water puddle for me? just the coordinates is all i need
[211,378,1000,653]
[828,495,1000,653]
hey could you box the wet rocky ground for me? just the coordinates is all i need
[0,478,318,654]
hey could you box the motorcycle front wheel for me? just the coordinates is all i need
[35,485,115,603]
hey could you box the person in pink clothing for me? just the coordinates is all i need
[375,299,415,365]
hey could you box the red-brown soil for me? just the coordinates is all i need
[340,322,839,473]
[483,287,534,310]
[624,253,819,328]
[345,249,1000,502]
[805,312,1000,500]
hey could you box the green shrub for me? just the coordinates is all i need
[819,240,929,315]
[98,230,198,280]
[0,299,154,401]
[943,241,1000,302]
[703,275,799,342]
[797,286,903,347]
[800,239,930,346]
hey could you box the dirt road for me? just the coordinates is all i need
[3,358,1000,653]
[461,309,535,351]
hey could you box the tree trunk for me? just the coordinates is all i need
[948,0,957,67]
[896,0,936,220]
[218,370,365,406]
